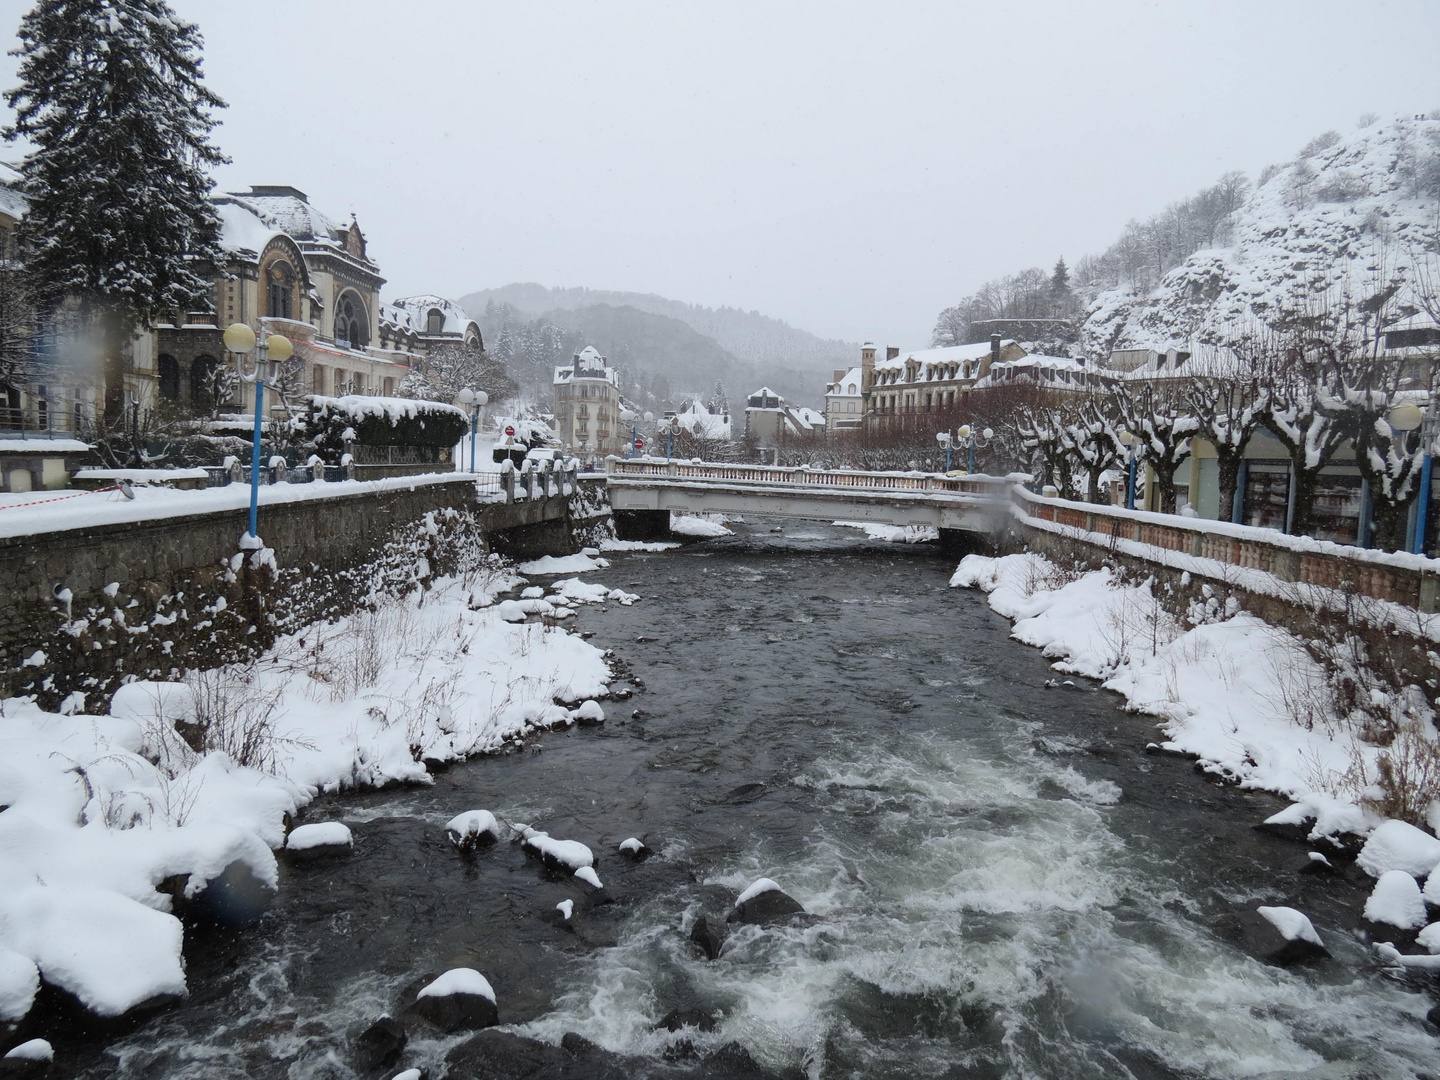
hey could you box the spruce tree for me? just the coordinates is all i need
[5,0,228,418]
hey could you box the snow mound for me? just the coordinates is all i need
[446,810,500,843]
[3,1039,52,1061]
[671,514,731,538]
[1364,870,1428,929]
[574,866,603,889]
[417,967,495,1004]
[520,828,594,870]
[570,700,605,724]
[0,949,39,1022]
[1356,820,1440,879]
[1256,906,1324,946]
[1417,922,1440,954]
[496,599,528,622]
[556,899,574,920]
[285,822,352,851]
[618,837,644,855]
[521,586,545,599]
[736,877,782,906]
[1425,865,1440,906]
[517,553,609,575]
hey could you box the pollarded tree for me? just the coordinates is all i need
[6,0,229,423]
[1063,393,1125,504]
[1182,358,1267,522]
[1118,381,1198,514]
[1014,405,1076,497]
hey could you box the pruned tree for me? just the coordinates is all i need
[1118,381,1198,513]
[1183,358,1267,521]
[1063,393,1125,504]
[1014,405,1076,497]
[5,0,229,424]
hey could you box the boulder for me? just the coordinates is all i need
[1363,870,1429,948]
[689,916,726,960]
[618,838,649,861]
[445,1030,564,1078]
[353,1016,407,1073]
[445,811,501,852]
[284,822,353,863]
[728,879,806,926]
[561,1031,601,1056]
[404,969,498,1034]
[1292,851,1337,877]
[1215,907,1330,966]
[699,1042,769,1078]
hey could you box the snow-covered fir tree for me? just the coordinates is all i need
[5,0,228,418]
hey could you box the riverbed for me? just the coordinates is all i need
[63,520,1439,1078]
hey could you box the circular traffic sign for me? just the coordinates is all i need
[505,425,515,436]
[634,438,645,450]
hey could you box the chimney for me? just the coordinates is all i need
[990,334,1002,365]
[833,369,845,383]
[886,346,899,362]
[860,341,876,395]
[573,351,581,375]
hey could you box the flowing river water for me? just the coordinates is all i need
[64,520,1440,1079]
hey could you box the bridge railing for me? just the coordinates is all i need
[604,456,1014,499]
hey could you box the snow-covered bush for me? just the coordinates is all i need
[296,395,469,459]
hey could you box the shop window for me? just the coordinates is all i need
[1310,471,1363,545]
[1242,463,1291,532]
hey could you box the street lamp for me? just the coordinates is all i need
[955,424,993,475]
[667,415,679,461]
[1119,429,1137,510]
[456,387,488,473]
[936,430,953,472]
[1387,401,1428,553]
[224,322,293,540]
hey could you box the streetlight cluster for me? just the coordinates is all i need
[455,387,489,473]
[936,425,993,474]
[222,321,293,541]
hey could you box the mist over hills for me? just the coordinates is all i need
[459,283,857,407]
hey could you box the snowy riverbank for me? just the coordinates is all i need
[0,560,623,1028]
[952,553,1440,968]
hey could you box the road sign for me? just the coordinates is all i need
[505,425,515,436]
[634,438,645,450]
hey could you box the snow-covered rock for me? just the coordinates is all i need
[446,810,500,850]
[729,878,806,925]
[556,899,574,920]
[618,837,648,860]
[1425,864,1440,907]
[521,586,545,599]
[519,827,594,874]
[1217,907,1330,966]
[517,553,609,575]
[496,599,528,622]
[284,822,353,860]
[1364,870,1429,930]
[1417,922,1440,954]
[1356,820,1440,879]
[407,967,498,1033]
[670,514,731,538]
[570,700,605,727]
[3,1038,52,1061]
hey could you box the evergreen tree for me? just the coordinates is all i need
[5,0,228,418]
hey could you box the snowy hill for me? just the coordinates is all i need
[1082,115,1440,358]
[460,283,855,373]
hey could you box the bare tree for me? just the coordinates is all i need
[1183,358,1267,521]
[398,342,518,406]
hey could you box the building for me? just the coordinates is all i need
[379,294,483,357]
[552,346,622,457]
[974,354,1107,391]
[860,336,1027,430]
[824,366,863,437]
[743,386,826,449]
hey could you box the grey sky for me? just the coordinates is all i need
[2,0,1439,349]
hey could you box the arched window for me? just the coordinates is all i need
[266,261,294,320]
[335,292,369,348]
[158,354,180,399]
[426,308,444,334]
[191,355,219,403]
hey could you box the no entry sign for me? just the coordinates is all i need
[505,425,515,436]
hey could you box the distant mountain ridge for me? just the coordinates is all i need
[460,283,856,373]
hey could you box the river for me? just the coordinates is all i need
[65,520,1439,1078]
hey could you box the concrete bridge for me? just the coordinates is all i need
[605,457,1013,545]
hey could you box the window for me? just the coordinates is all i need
[847,401,855,413]
[313,365,326,394]
[35,385,47,429]
[335,293,369,348]
[383,377,395,396]
[266,262,294,320]
[158,354,180,399]
[426,309,444,334]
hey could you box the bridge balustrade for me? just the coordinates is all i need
[604,457,1009,499]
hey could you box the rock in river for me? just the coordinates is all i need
[403,968,498,1034]
[727,878,806,926]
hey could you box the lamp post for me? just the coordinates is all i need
[1385,401,1427,553]
[223,323,293,540]
[456,387,488,473]
[936,430,952,472]
[667,416,679,461]
[955,424,993,475]
[1119,429,1137,509]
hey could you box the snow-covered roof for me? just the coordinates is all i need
[827,366,862,396]
[875,340,1015,372]
[214,199,286,257]
[216,187,377,271]
[554,347,618,386]
[673,398,731,439]
[384,294,477,338]
[784,407,826,433]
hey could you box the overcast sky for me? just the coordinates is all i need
[2,0,1439,348]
